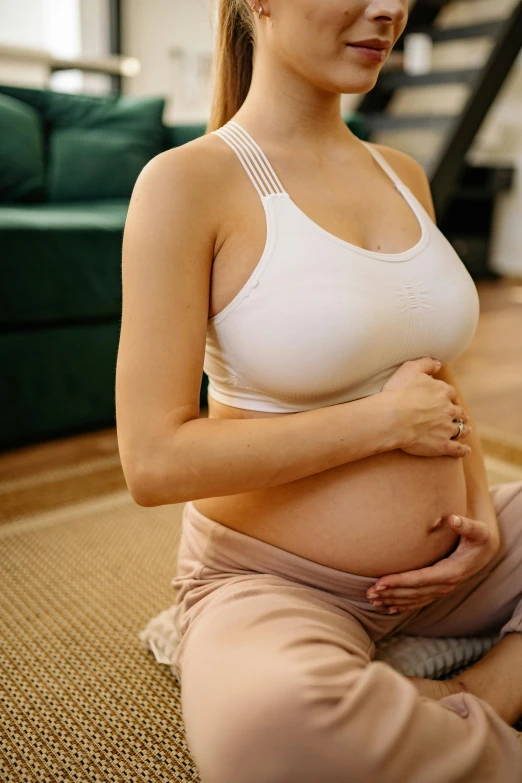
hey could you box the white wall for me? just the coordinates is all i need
[122,0,215,124]
[0,0,48,84]
[475,63,522,277]
[0,0,110,92]
[0,0,83,88]
[79,0,111,94]
[43,0,83,92]
[0,0,46,48]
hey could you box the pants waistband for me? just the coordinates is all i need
[181,501,385,603]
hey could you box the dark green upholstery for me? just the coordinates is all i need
[0,93,46,202]
[0,201,127,327]
[0,84,166,202]
[0,83,368,451]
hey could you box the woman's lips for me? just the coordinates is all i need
[346,44,386,62]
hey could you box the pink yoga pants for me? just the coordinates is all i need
[171,480,522,783]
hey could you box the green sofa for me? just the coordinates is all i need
[0,83,368,451]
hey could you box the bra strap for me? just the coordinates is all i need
[361,141,405,192]
[212,120,287,199]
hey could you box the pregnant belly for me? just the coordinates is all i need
[192,449,468,577]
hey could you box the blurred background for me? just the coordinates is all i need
[1,2,522,780]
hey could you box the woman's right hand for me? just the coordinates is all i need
[381,357,472,458]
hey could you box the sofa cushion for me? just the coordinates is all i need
[45,92,165,201]
[163,122,208,149]
[0,200,128,327]
[48,127,161,201]
[0,84,166,201]
[0,93,45,203]
[0,321,120,450]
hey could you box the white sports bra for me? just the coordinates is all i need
[204,119,480,413]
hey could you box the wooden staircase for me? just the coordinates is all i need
[356,0,522,279]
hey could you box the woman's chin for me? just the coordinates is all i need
[336,73,381,95]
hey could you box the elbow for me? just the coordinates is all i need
[126,466,159,507]
[126,463,194,507]
[120,429,199,506]
[121,454,163,506]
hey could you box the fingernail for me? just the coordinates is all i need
[388,608,399,614]
[372,600,383,606]
[376,585,387,591]
[452,516,462,527]
[368,592,379,599]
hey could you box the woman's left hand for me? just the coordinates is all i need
[366,514,500,614]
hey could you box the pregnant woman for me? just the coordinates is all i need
[116,1,522,781]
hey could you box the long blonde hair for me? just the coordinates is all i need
[206,0,257,133]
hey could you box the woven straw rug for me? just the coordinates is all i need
[1,427,522,782]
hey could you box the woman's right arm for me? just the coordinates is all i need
[116,142,470,508]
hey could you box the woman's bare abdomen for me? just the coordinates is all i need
[192,394,466,577]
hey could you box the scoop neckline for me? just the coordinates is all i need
[284,188,430,262]
[282,139,431,263]
[215,118,431,262]
[224,120,431,262]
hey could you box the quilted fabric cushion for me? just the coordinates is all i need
[373,631,500,678]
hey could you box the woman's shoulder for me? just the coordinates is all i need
[140,131,234,193]
[127,130,240,239]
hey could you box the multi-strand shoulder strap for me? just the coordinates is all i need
[212,120,287,199]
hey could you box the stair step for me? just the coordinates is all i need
[410,161,515,191]
[406,20,504,42]
[379,67,482,90]
[364,114,455,131]
[458,165,515,195]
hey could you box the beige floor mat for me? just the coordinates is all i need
[1,435,521,781]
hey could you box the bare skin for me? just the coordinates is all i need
[407,633,522,727]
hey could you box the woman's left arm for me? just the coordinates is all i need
[434,362,500,550]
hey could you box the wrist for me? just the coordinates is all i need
[467,496,501,552]
[374,389,406,452]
